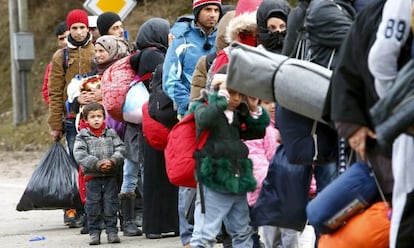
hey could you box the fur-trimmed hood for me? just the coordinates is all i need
[225,11,258,43]
[215,10,235,52]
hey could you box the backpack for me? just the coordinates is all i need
[148,64,179,129]
[62,46,69,73]
[164,111,209,188]
[101,51,152,122]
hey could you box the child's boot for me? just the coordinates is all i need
[107,233,121,243]
[89,232,100,245]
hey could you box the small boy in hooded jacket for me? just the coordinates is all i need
[73,102,125,245]
[190,65,270,247]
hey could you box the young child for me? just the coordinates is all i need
[244,100,282,247]
[73,103,125,245]
[248,100,301,248]
[190,66,270,247]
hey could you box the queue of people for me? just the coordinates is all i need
[43,0,414,247]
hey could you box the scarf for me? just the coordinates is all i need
[67,32,92,48]
[86,121,106,137]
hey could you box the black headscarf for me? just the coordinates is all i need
[257,0,291,33]
[130,18,170,79]
[135,18,170,53]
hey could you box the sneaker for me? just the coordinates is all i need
[64,209,83,228]
[107,233,121,243]
[89,233,100,245]
[64,209,76,227]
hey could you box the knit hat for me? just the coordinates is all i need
[95,35,130,62]
[97,12,121,35]
[66,9,89,29]
[193,0,222,21]
[235,0,263,16]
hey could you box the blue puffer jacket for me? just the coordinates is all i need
[163,21,217,115]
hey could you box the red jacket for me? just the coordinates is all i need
[42,63,51,105]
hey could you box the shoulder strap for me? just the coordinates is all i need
[62,46,69,73]
[288,1,311,59]
[205,52,217,72]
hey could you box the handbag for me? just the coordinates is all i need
[306,161,379,234]
[142,101,170,150]
[251,145,311,231]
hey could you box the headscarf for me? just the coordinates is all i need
[135,18,170,53]
[95,35,130,62]
[256,0,290,52]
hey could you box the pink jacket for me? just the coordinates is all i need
[245,120,281,206]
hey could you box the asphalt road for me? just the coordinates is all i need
[0,177,184,248]
[0,151,315,248]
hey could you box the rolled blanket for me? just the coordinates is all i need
[227,42,331,123]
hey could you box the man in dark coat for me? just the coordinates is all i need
[329,0,395,197]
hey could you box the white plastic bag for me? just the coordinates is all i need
[122,81,149,124]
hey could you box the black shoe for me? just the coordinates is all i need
[123,220,142,236]
[145,233,162,239]
[89,233,100,245]
[107,233,121,243]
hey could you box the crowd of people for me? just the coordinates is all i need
[42,0,413,247]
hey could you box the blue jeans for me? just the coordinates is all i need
[190,186,253,248]
[311,161,338,248]
[313,162,338,194]
[85,176,119,234]
[63,118,77,161]
[179,187,194,245]
[120,158,141,193]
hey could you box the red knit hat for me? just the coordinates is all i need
[66,9,89,29]
[235,0,263,16]
[193,0,222,20]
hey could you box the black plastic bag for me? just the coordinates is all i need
[16,142,82,211]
